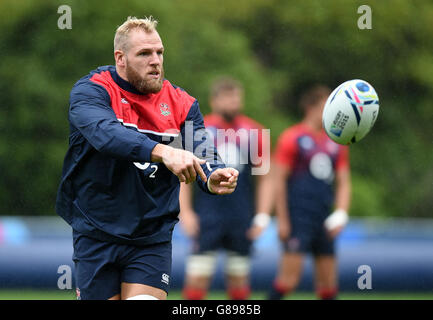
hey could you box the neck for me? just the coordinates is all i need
[303,117,322,132]
[115,66,128,82]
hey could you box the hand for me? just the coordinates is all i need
[158,145,207,184]
[246,225,266,240]
[247,213,271,240]
[277,219,291,241]
[180,208,199,238]
[324,209,349,239]
[208,168,239,195]
[327,225,344,239]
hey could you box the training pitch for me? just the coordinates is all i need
[0,290,431,300]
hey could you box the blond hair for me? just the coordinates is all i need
[114,16,158,52]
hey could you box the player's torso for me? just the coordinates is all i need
[288,124,342,214]
[290,125,340,183]
[88,66,194,192]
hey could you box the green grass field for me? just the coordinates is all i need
[0,290,431,300]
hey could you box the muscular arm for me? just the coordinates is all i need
[69,82,159,162]
[70,82,209,184]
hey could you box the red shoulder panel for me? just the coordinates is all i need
[90,72,196,136]
[274,124,305,169]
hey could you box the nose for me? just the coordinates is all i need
[149,52,161,66]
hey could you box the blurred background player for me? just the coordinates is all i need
[268,85,351,300]
[180,77,273,300]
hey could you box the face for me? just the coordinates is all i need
[117,29,165,94]
[210,88,243,122]
[308,96,328,128]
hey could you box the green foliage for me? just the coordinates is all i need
[217,0,433,217]
[0,0,431,217]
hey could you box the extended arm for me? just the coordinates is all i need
[69,82,159,162]
[70,82,210,182]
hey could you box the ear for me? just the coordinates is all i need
[114,50,126,68]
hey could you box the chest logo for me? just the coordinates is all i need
[160,103,171,116]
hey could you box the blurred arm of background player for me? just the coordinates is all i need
[273,161,292,241]
[327,168,351,238]
[274,160,351,241]
[179,183,199,238]
[246,171,275,240]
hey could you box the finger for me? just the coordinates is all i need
[194,159,207,182]
[216,186,236,195]
[187,163,197,183]
[221,184,237,191]
[228,180,238,188]
[218,181,237,187]
[213,168,232,180]
[177,173,186,183]
[222,169,234,179]
[228,175,238,183]
[226,167,239,178]
[221,173,236,184]
[217,182,237,190]
[182,168,192,184]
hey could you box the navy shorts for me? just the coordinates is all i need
[72,231,172,300]
[282,209,335,256]
[193,215,252,256]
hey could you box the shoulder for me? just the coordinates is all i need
[203,114,223,128]
[70,66,113,101]
[278,123,305,142]
[73,65,113,88]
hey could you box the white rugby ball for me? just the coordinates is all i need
[322,79,379,145]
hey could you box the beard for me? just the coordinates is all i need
[125,61,164,94]
[220,110,239,123]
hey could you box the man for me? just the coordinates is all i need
[55,16,238,300]
[179,78,273,300]
[268,85,351,300]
